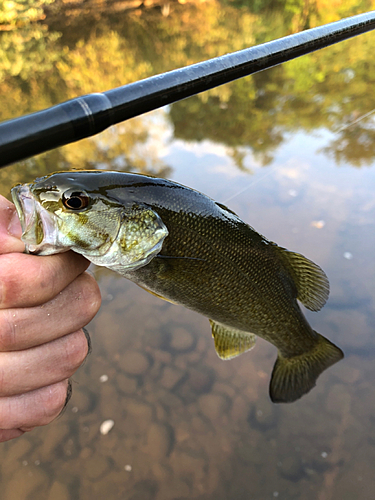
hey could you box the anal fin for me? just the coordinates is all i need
[210,320,256,360]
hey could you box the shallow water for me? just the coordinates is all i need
[1,1,375,499]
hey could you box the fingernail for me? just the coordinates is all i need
[7,209,22,238]
[64,380,73,409]
[82,327,92,355]
[58,380,73,419]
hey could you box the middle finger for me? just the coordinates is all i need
[0,272,100,351]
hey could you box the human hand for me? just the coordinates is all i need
[0,195,101,442]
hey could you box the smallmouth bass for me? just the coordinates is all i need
[11,171,343,403]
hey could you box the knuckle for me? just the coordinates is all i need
[0,403,11,430]
[0,429,24,442]
[36,258,60,296]
[0,363,5,397]
[0,256,21,306]
[0,254,46,307]
[0,311,17,351]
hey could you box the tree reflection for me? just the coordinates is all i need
[322,121,375,167]
[1,0,375,169]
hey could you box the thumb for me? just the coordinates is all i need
[0,196,25,254]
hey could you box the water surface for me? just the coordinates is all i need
[1,1,375,499]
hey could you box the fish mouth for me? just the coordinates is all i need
[11,184,61,255]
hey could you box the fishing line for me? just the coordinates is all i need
[224,106,375,205]
[334,107,375,133]
[222,163,279,204]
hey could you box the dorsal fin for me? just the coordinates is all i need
[210,320,256,360]
[273,245,329,311]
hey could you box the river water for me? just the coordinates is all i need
[1,1,375,499]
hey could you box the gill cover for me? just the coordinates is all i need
[11,182,169,273]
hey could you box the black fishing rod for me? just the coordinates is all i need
[1,11,375,168]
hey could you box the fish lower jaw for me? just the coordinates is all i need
[22,219,63,255]
[23,240,69,256]
[12,184,63,254]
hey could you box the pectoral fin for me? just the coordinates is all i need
[210,320,256,360]
[136,284,179,305]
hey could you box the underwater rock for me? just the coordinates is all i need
[84,455,111,481]
[116,373,138,394]
[249,403,278,431]
[146,422,174,459]
[5,437,32,462]
[100,419,115,435]
[278,455,305,482]
[159,365,186,390]
[120,350,151,375]
[5,465,48,499]
[47,481,70,500]
[169,326,195,353]
[198,393,229,421]
[188,366,215,395]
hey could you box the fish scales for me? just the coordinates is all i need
[111,179,314,352]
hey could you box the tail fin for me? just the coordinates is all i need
[269,333,344,403]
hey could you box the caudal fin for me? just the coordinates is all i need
[269,333,344,403]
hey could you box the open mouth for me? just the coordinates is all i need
[12,184,38,231]
[11,184,59,254]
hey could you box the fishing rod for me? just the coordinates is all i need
[1,10,375,168]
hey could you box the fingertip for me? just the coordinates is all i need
[40,380,71,421]
[0,197,25,254]
[0,428,24,442]
[81,272,102,318]
[0,196,14,213]
[68,250,91,271]
[61,329,91,376]
[8,208,22,239]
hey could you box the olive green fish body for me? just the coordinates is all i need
[125,212,316,357]
[106,175,319,355]
[11,171,343,403]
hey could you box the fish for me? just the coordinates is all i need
[11,170,344,403]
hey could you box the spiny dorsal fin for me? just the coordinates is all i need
[269,332,344,403]
[273,246,329,311]
[210,320,256,360]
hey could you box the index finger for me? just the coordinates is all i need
[0,195,91,308]
[0,196,25,254]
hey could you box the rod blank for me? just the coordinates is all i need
[1,11,375,168]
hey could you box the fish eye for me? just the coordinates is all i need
[62,190,90,210]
